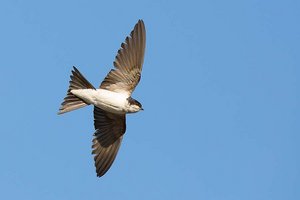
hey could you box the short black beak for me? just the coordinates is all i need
[141,108,144,111]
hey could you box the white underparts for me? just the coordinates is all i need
[71,89,130,114]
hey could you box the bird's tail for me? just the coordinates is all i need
[58,66,95,114]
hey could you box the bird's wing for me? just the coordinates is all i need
[99,20,146,96]
[92,106,126,177]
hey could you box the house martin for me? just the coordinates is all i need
[58,20,146,177]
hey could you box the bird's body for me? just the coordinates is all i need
[58,20,146,177]
[71,89,130,114]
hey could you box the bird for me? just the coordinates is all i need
[58,20,146,177]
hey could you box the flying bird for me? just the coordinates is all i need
[58,20,146,177]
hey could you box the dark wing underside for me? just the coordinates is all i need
[92,106,126,177]
[99,20,146,96]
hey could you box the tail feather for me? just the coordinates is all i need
[58,67,95,114]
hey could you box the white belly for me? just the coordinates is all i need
[71,89,129,114]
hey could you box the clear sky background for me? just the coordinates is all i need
[0,0,299,199]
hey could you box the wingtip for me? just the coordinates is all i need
[57,109,64,115]
[138,19,144,25]
[72,66,78,72]
[137,19,145,32]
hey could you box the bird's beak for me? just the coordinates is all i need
[141,108,144,111]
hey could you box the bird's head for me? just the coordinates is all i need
[127,97,143,113]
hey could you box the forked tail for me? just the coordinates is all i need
[58,66,95,114]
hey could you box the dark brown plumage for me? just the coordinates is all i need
[58,67,95,114]
[100,20,146,96]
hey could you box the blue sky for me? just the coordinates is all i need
[0,0,299,199]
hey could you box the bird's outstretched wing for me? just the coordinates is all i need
[92,106,126,177]
[99,20,146,96]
